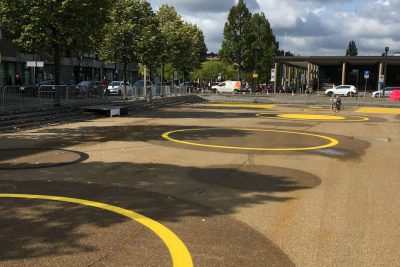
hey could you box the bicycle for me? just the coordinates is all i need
[331,97,338,113]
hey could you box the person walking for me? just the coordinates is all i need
[336,95,342,111]
[331,96,338,113]
[15,73,22,86]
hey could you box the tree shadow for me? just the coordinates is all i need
[0,123,371,163]
[130,108,257,119]
[0,161,317,265]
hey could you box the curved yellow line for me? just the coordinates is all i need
[257,113,369,122]
[277,114,346,120]
[162,128,339,151]
[0,194,193,267]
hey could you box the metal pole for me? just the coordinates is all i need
[364,78,368,98]
[383,47,389,97]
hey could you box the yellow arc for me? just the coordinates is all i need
[0,194,193,267]
[162,128,339,151]
[257,113,369,122]
[277,114,346,120]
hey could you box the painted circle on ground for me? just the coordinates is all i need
[278,114,346,120]
[257,113,369,122]
[0,148,89,170]
[162,128,339,151]
[0,194,193,267]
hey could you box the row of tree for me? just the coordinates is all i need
[0,0,207,103]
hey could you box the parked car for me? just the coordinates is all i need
[105,81,132,96]
[320,83,336,90]
[36,80,73,87]
[324,85,357,96]
[371,87,400,97]
[76,80,102,95]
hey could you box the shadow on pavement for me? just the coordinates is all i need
[0,178,297,266]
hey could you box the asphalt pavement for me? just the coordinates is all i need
[0,101,399,266]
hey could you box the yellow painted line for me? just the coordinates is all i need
[202,103,275,109]
[162,128,339,151]
[0,194,193,267]
[308,105,323,109]
[278,114,346,120]
[257,113,369,122]
[356,107,400,114]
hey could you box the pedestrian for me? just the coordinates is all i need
[15,73,22,86]
[101,76,109,86]
[336,96,342,111]
[331,96,338,113]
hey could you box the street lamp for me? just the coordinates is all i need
[383,46,389,97]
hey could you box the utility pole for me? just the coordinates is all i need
[382,47,389,97]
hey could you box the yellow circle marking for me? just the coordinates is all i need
[203,103,275,109]
[257,113,369,122]
[0,194,193,267]
[278,114,346,120]
[162,128,339,151]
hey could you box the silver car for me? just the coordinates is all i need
[106,81,132,96]
[371,87,399,97]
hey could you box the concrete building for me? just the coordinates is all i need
[273,56,400,93]
[0,39,138,86]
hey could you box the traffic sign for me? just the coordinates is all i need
[252,73,258,78]
[364,70,370,79]
[379,75,384,83]
[270,69,275,82]
[26,61,44,68]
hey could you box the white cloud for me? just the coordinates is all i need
[149,0,400,55]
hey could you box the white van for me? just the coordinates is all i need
[212,81,241,93]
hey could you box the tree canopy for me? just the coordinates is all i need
[190,61,237,81]
[99,0,160,92]
[0,0,112,104]
[156,5,207,81]
[346,40,358,56]
[219,0,253,80]
[219,0,279,83]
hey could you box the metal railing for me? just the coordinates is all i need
[1,84,189,114]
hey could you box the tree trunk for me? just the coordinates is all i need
[161,63,165,97]
[53,40,61,107]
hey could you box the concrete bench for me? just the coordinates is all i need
[82,105,129,117]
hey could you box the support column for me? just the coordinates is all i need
[307,63,311,86]
[341,62,346,85]
[378,62,383,90]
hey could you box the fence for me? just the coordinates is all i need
[1,84,189,113]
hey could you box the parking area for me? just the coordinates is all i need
[0,102,399,266]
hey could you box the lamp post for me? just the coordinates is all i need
[383,47,389,97]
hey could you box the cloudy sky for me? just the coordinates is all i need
[148,0,400,56]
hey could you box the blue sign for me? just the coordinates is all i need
[364,71,370,79]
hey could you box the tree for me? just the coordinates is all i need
[99,0,159,96]
[346,40,358,56]
[0,0,111,105]
[156,5,207,83]
[219,0,253,80]
[190,61,236,81]
[177,23,207,79]
[276,49,294,57]
[156,5,182,84]
[249,12,278,83]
